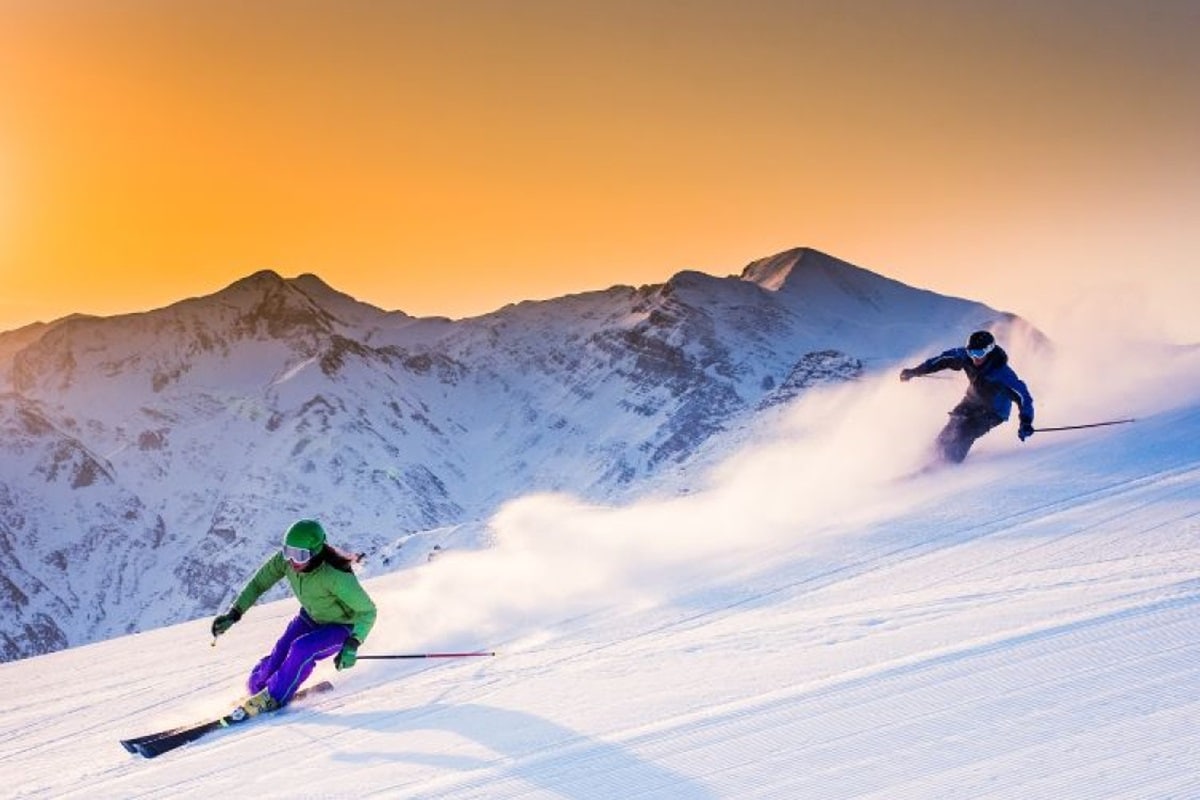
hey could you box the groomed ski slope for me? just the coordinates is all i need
[2,366,1199,799]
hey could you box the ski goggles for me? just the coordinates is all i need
[966,342,995,360]
[283,544,313,564]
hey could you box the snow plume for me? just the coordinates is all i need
[368,309,1200,655]
[370,375,947,652]
[1005,300,1200,428]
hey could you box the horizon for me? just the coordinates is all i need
[0,245,908,329]
[0,245,1188,352]
[2,2,1198,344]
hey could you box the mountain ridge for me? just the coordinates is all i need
[0,246,1023,660]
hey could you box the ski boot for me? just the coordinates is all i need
[228,688,280,723]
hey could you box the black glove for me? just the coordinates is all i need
[335,636,360,671]
[899,368,916,382]
[1018,417,1034,442]
[211,606,242,638]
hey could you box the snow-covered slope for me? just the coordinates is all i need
[1,351,1197,798]
[0,247,1024,660]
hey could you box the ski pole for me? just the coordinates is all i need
[357,651,496,660]
[1034,418,1135,433]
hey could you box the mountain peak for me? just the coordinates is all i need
[290,272,335,293]
[225,269,288,292]
[288,273,410,325]
[201,269,295,312]
[738,247,849,292]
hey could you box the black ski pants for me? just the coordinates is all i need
[935,403,1004,463]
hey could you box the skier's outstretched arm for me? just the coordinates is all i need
[900,349,962,381]
[211,553,287,639]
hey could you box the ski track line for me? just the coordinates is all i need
[93,575,1199,800]
[0,664,214,729]
[779,632,1199,791]
[929,478,1200,589]
[0,668,235,758]
[389,624,1198,800]
[67,689,343,800]
[502,464,1200,682]
[957,727,1200,800]
[802,464,1200,603]
[625,595,1200,758]
[943,700,1200,800]
[363,462,1200,722]
[40,648,472,795]
[602,607,1200,800]
[882,497,1200,620]
[98,657,472,800]
[364,589,1200,799]
[87,642,665,800]
[896,464,1200,574]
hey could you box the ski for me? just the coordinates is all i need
[129,719,224,759]
[119,724,189,754]
[121,680,334,759]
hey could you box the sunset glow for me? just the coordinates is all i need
[2,1,1197,341]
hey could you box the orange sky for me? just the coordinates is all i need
[2,1,1198,342]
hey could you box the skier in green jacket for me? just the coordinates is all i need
[210,519,376,718]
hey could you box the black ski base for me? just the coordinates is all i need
[121,680,334,759]
[127,720,223,758]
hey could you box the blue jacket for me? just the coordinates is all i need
[910,345,1034,423]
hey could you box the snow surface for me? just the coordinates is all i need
[3,350,1199,799]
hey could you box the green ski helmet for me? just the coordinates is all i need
[283,519,326,563]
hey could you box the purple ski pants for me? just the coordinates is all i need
[248,610,352,705]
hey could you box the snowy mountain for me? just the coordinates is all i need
[0,247,1032,660]
[2,349,1197,798]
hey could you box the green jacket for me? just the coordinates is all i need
[233,552,377,642]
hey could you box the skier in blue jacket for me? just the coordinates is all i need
[899,330,1035,464]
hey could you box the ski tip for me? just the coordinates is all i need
[122,739,163,759]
